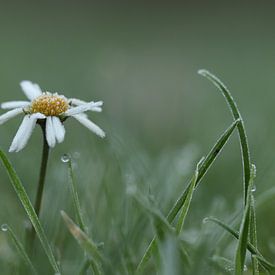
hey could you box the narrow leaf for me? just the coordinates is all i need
[61,211,103,268]
[176,158,202,235]
[204,217,275,272]
[198,69,250,203]
[136,119,240,272]
[198,70,259,273]
[67,157,86,232]
[0,149,61,274]
[1,224,37,275]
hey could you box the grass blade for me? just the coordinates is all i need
[198,69,250,203]
[136,119,240,272]
[176,158,202,235]
[60,211,103,272]
[1,224,37,275]
[235,164,256,274]
[198,69,259,273]
[250,195,259,275]
[0,149,61,274]
[66,157,86,232]
[204,217,275,272]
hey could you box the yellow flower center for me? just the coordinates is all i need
[30,94,69,116]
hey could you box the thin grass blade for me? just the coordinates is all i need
[66,157,86,232]
[198,69,250,203]
[204,217,275,272]
[250,195,259,275]
[235,164,256,274]
[198,69,260,274]
[1,224,37,275]
[60,211,103,269]
[0,149,61,274]
[176,158,202,235]
[136,119,240,272]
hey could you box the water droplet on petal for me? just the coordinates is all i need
[1,224,8,232]
[61,154,70,163]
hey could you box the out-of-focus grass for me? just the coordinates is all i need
[1,1,275,274]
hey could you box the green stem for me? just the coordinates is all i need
[28,122,50,249]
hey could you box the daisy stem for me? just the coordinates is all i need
[28,121,50,249]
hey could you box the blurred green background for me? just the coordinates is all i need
[0,1,275,274]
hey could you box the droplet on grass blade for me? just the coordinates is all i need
[251,184,256,192]
[73,151,81,159]
[1,224,8,232]
[61,154,70,163]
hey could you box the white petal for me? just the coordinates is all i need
[20,81,42,100]
[9,114,39,152]
[72,114,105,138]
[52,116,65,143]
[65,101,103,116]
[0,108,23,125]
[69,98,88,106]
[46,117,56,148]
[1,101,30,109]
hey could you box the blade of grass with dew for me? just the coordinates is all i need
[136,119,240,272]
[198,69,259,272]
[66,156,94,274]
[235,164,255,274]
[250,195,259,275]
[67,157,86,232]
[176,158,203,235]
[60,211,103,273]
[0,149,61,274]
[1,224,37,275]
[204,217,275,272]
[198,69,250,202]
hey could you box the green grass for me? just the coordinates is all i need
[1,70,275,275]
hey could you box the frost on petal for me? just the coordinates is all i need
[20,80,42,101]
[46,117,56,148]
[9,115,38,152]
[52,116,65,143]
[1,101,30,110]
[72,114,105,138]
[0,108,23,125]
[69,98,88,106]
[64,101,103,116]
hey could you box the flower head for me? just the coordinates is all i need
[0,81,105,152]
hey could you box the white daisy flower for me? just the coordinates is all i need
[0,81,105,152]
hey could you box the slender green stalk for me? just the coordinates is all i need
[2,224,38,275]
[0,149,60,273]
[67,157,85,232]
[136,119,240,272]
[28,122,50,251]
[204,217,275,272]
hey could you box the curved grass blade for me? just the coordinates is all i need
[136,119,240,272]
[176,158,202,235]
[198,69,250,203]
[1,224,37,275]
[66,157,86,232]
[198,69,259,273]
[235,164,256,274]
[0,149,61,274]
[204,217,275,272]
[60,210,103,274]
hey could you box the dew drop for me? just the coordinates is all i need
[251,184,256,192]
[202,218,209,224]
[1,224,8,232]
[73,151,80,159]
[61,154,70,163]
